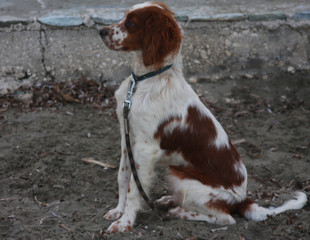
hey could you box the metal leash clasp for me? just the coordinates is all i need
[123,76,136,111]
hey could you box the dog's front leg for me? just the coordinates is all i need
[104,135,131,221]
[106,147,156,233]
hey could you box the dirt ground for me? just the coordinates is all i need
[0,71,310,240]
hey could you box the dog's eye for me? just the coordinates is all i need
[126,20,136,28]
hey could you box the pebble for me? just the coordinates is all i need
[189,76,198,83]
[82,16,95,27]
[16,72,26,80]
[15,91,33,101]
[244,74,253,79]
[225,50,232,56]
[45,66,52,73]
[225,39,232,47]
[200,50,208,60]
[287,66,295,73]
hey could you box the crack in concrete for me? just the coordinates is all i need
[39,28,54,80]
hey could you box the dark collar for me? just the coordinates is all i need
[131,64,173,82]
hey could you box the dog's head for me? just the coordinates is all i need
[100,2,182,69]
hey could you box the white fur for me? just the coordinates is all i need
[112,25,127,42]
[103,3,307,233]
[110,24,127,50]
[105,48,248,230]
[129,2,164,12]
[244,192,307,221]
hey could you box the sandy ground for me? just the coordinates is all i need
[0,72,310,240]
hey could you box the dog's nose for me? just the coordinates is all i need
[100,28,108,38]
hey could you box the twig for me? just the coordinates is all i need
[302,185,310,191]
[211,226,228,232]
[34,196,49,207]
[232,138,246,145]
[0,197,19,202]
[51,211,61,218]
[82,157,116,169]
[60,223,73,232]
[234,110,249,117]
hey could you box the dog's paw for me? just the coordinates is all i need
[104,208,123,221]
[106,217,133,233]
[155,195,177,208]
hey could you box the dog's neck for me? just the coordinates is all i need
[132,50,183,76]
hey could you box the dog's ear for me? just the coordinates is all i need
[142,11,182,69]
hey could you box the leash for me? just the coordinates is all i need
[122,64,172,219]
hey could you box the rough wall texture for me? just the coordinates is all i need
[1,19,310,93]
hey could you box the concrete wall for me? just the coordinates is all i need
[1,18,310,93]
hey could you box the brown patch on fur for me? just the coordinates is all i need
[206,198,254,216]
[154,115,182,139]
[140,5,182,69]
[155,105,244,188]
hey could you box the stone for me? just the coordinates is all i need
[38,15,83,27]
[174,10,190,22]
[82,16,95,28]
[15,91,33,101]
[200,50,208,60]
[45,66,52,73]
[225,39,232,47]
[0,15,33,27]
[292,11,310,21]
[189,76,198,83]
[16,71,27,80]
[287,66,295,73]
[244,74,253,79]
[191,13,245,22]
[247,12,287,22]
[92,11,124,25]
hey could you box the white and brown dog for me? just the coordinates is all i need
[99,1,307,233]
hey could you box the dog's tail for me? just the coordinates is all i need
[239,192,307,221]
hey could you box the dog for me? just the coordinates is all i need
[99,2,307,233]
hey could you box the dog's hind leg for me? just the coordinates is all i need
[167,175,241,225]
[155,195,178,208]
[168,206,236,225]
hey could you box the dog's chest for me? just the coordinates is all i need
[115,78,162,137]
